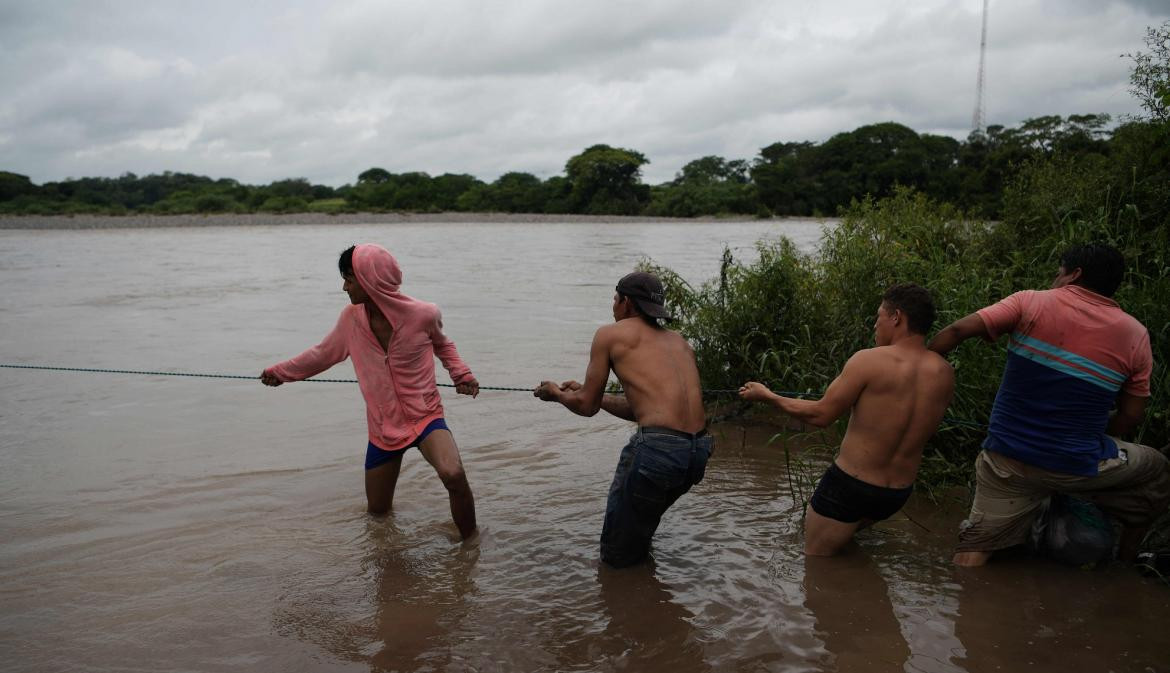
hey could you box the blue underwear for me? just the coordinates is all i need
[364,418,449,470]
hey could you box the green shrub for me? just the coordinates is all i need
[257,196,309,213]
[307,198,348,214]
[194,194,236,213]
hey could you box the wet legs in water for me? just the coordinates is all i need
[363,430,478,540]
[365,453,405,516]
[803,504,874,556]
[419,430,478,540]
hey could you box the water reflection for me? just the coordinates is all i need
[270,516,479,672]
[369,524,478,672]
[804,552,910,672]
[594,561,708,672]
[949,561,1170,673]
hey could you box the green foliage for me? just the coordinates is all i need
[0,171,38,201]
[307,198,349,214]
[344,170,484,212]
[746,115,1119,220]
[357,167,392,184]
[751,122,964,217]
[643,239,818,394]
[1128,21,1170,123]
[564,144,650,214]
[257,195,309,213]
[193,193,237,213]
[646,155,757,217]
[676,155,749,184]
[0,171,352,216]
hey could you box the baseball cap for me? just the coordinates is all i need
[616,271,672,321]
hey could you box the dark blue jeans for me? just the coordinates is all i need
[600,427,714,568]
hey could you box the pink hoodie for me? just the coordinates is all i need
[265,244,474,450]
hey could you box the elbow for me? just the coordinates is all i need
[1111,412,1144,438]
[565,395,602,418]
[799,405,839,428]
[929,327,958,353]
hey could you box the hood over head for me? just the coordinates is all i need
[352,243,427,324]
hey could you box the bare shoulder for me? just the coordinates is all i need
[845,346,887,369]
[923,349,954,376]
[593,321,625,346]
[610,318,650,338]
[658,326,694,357]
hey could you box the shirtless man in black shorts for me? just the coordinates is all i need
[739,284,954,556]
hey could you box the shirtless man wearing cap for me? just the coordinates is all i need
[740,284,954,556]
[535,271,712,568]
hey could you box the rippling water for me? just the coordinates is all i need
[1,219,1166,672]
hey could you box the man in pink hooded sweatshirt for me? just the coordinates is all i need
[260,244,479,539]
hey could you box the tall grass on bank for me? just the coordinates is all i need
[646,178,1170,498]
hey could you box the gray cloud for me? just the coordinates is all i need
[0,0,1165,186]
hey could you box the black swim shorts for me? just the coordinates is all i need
[809,462,913,524]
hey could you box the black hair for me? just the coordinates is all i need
[881,283,936,335]
[618,292,664,328]
[339,245,356,276]
[1059,243,1124,297]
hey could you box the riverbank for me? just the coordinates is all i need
[0,211,827,230]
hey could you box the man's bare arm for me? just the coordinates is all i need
[1107,391,1148,438]
[601,394,636,421]
[534,328,612,417]
[928,313,989,356]
[552,380,636,421]
[740,353,869,427]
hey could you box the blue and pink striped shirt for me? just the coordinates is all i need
[977,285,1152,475]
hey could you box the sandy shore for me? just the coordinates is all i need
[0,211,807,230]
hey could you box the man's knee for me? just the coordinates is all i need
[803,505,859,556]
[436,464,470,492]
[803,527,853,556]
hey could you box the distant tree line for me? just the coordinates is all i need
[0,113,1149,220]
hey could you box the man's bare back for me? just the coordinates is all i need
[533,281,705,433]
[835,344,953,487]
[603,318,706,433]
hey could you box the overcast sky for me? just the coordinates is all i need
[1,0,1167,187]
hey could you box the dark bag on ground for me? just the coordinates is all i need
[1029,493,1114,566]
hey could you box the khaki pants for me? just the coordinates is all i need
[956,439,1170,553]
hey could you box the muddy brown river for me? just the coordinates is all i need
[1,219,1166,672]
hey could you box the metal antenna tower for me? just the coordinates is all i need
[972,0,989,132]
